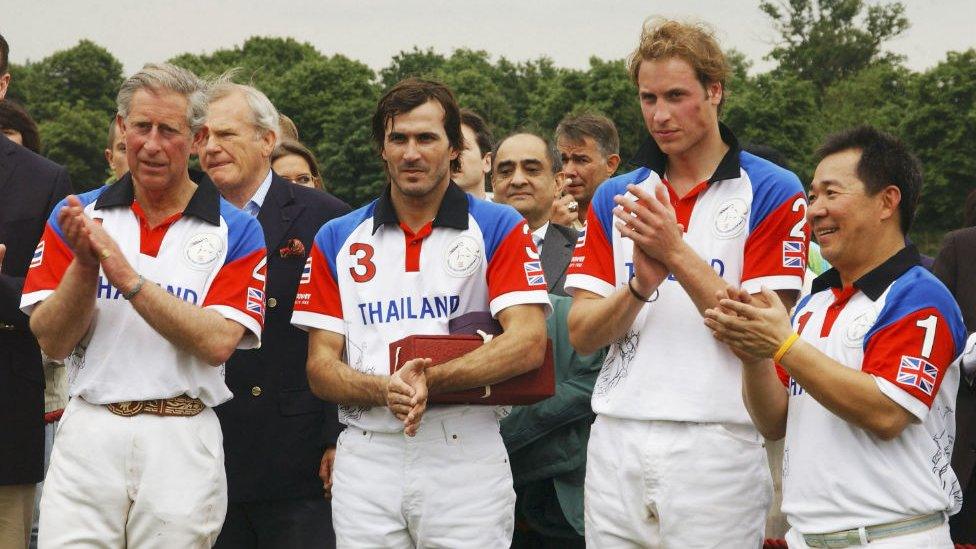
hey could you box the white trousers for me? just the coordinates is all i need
[38,398,227,548]
[331,409,515,548]
[584,415,772,548]
[785,522,953,548]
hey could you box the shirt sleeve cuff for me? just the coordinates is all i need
[874,376,929,421]
[291,311,345,334]
[489,290,552,319]
[20,289,54,316]
[740,275,803,295]
[564,274,615,298]
[206,305,262,350]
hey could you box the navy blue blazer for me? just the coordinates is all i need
[216,174,350,502]
[0,134,71,485]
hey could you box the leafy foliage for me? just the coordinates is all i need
[7,1,974,233]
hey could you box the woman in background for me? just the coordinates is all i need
[0,99,40,153]
[271,139,324,191]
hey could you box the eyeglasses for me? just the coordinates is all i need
[286,174,316,186]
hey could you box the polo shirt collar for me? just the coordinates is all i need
[93,172,222,226]
[632,122,741,184]
[811,244,922,300]
[371,181,469,234]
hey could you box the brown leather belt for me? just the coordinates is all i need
[106,394,205,417]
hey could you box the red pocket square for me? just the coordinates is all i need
[279,238,306,258]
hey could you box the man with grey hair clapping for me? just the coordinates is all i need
[23,63,267,548]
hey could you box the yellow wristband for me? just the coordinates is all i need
[773,332,800,363]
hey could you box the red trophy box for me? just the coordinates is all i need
[389,334,555,405]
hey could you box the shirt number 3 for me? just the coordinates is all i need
[349,243,376,283]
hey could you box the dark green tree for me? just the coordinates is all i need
[272,55,381,206]
[169,36,320,88]
[13,40,123,120]
[378,47,447,89]
[724,73,820,180]
[760,0,909,91]
[900,49,976,231]
[40,103,113,192]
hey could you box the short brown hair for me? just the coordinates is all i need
[272,139,324,190]
[627,18,730,102]
[371,78,463,173]
[460,108,493,157]
[555,113,619,157]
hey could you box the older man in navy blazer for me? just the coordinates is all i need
[200,76,349,548]
[0,31,72,547]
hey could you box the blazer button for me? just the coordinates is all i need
[251,386,262,397]
[267,297,277,308]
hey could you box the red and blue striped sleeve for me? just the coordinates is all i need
[202,204,267,348]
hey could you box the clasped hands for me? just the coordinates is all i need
[612,183,681,295]
[386,357,432,437]
[59,195,140,293]
[703,286,795,365]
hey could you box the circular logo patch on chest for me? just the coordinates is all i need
[712,198,749,239]
[184,233,224,268]
[444,235,482,277]
[845,310,877,347]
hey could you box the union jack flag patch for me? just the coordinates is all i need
[897,355,938,396]
[300,256,312,284]
[523,260,545,287]
[246,287,265,315]
[782,241,805,269]
[30,241,45,268]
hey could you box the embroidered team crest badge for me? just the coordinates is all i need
[844,310,877,347]
[444,235,481,277]
[712,198,748,239]
[184,233,223,269]
[897,355,938,396]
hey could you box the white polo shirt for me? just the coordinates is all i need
[565,126,809,425]
[21,175,267,407]
[778,247,967,533]
[292,182,551,433]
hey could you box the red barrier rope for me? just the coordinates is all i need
[764,540,976,548]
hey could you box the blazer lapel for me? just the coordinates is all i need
[540,224,574,293]
[258,175,304,254]
[0,135,20,199]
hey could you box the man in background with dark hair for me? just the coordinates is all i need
[453,108,493,200]
[555,113,620,227]
[708,126,965,546]
[294,78,550,547]
[491,132,575,296]
[0,30,72,548]
[491,131,600,548]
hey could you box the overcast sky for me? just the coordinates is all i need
[4,0,974,75]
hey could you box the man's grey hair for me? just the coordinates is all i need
[207,70,280,147]
[116,63,208,134]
